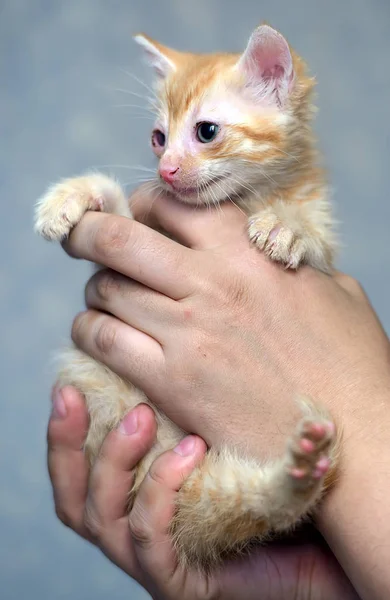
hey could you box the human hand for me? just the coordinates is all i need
[48,387,359,600]
[66,188,390,459]
[62,186,390,598]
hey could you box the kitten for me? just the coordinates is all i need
[35,24,339,569]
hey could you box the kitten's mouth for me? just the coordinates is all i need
[170,174,229,199]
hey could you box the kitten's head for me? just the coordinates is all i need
[134,24,315,206]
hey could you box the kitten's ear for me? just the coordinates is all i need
[133,34,176,78]
[237,24,294,105]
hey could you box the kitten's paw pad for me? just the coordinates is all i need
[35,184,104,241]
[287,419,335,487]
[248,215,306,268]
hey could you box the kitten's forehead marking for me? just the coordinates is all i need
[161,67,291,130]
[164,54,235,118]
[196,87,248,125]
[154,56,292,160]
[160,83,245,142]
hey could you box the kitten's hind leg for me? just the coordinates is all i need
[267,414,335,531]
[34,172,131,242]
[172,409,336,570]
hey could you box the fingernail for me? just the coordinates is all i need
[51,387,67,419]
[119,409,139,435]
[174,435,196,457]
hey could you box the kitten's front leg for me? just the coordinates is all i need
[35,172,131,242]
[248,196,336,272]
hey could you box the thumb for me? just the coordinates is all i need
[129,183,248,250]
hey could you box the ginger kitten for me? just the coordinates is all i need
[35,24,338,569]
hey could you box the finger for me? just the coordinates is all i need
[130,184,248,251]
[84,404,157,579]
[64,211,198,299]
[71,310,165,391]
[129,436,207,584]
[47,385,91,540]
[85,269,179,342]
[88,404,157,524]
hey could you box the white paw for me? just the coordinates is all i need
[248,210,332,273]
[34,173,131,242]
[35,180,104,242]
[248,214,307,269]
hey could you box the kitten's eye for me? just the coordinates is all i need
[151,129,166,148]
[196,122,219,143]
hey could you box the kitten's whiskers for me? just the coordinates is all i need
[228,174,258,198]
[118,68,161,106]
[213,179,247,217]
[94,164,156,173]
[112,87,158,107]
[112,102,156,114]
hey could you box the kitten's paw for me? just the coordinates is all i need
[34,174,129,242]
[35,185,102,241]
[248,207,333,272]
[248,214,306,269]
[286,418,335,489]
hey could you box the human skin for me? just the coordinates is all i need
[50,190,390,598]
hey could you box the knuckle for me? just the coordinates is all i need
[147,459,168,488]
[95,318,118,356]
[336,273,365,296]
[83,504,103,539]
[129,507,153,549]
[350,278,364,294]
[71,311,87,343]
[93,269,122,303]
[93,215,131,260]
[335,272,353,287]
[55,506,75,530]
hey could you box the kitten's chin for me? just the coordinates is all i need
[156,185,212,206]
[173,189,208,206]
[170,182,229,206]
[157,174,235,206]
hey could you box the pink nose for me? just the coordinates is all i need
[159,165,179,184]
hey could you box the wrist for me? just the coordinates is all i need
[316,393,390,599]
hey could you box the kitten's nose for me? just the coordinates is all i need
[159,165,179,184]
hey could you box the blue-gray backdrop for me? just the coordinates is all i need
[1,1,389,598]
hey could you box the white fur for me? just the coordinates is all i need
[134,34,176,78]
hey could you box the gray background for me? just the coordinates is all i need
[1,1,389,598]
